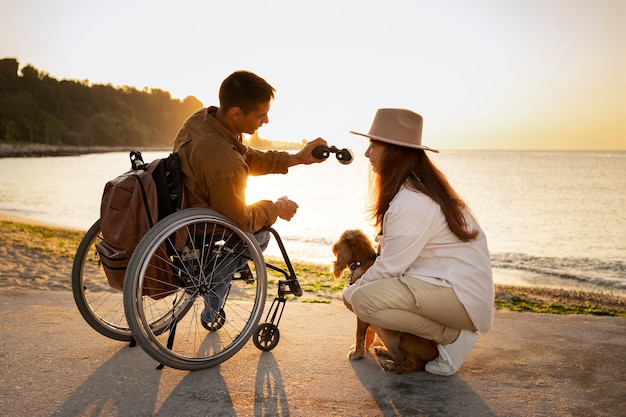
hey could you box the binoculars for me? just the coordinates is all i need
[312,145,354,165]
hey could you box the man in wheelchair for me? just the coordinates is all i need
[172,70,328,331]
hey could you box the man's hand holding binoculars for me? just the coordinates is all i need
[287,137,354,167]
[288,137,329,166]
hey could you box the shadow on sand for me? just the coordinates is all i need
[349,358,498,417]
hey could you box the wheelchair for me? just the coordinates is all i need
[72,208,303,370]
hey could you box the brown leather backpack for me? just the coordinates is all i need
[95,151,182,299]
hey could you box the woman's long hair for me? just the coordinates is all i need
[369,140,478,241]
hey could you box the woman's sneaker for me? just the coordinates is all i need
[425,329,478,376]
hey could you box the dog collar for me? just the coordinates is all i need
[348,254,377,286]
[349,254,377,272]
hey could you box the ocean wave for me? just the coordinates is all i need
[278,234,336,246]
[275,237,626,293]
[491,253,626,290]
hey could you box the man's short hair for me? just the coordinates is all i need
[219,71,275,114]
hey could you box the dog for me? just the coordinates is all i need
[332,229,438,373]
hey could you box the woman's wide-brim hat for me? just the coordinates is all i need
[350,108,439,153]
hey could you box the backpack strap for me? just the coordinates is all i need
[165,153,182,212]
[127,151,181,226]
[131,172,154,228]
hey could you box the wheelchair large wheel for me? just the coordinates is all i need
[123,208,267,370]
[72,220,132,341]
[72,220,193,341]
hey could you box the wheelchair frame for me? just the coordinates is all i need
[72,208,303,370]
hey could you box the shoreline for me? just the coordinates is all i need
[1,214,624,316]
[0,141,293,158]
[0,142,170,158]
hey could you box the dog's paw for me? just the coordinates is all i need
[380,359,407,373]
[373,357,402,373]
[382,360,405,373]
[348,344,365,360]
[382,358,422,374]
[372,345,391,358]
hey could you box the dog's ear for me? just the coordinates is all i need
[332,241,351,278]
[352,230,376,255]
[332,232,355,278]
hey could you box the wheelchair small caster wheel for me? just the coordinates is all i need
[253,323,280,351]
[201,308,226,332]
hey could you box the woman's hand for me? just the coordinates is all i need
[343,294,353,312]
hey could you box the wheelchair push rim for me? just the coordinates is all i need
[123,208,268,371]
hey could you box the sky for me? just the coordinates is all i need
[1,0,624,151]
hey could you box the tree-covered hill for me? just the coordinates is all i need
[0,58,203,148]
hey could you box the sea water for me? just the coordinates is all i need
[0,150,624,295]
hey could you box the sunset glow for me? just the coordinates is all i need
[1,0,624,150]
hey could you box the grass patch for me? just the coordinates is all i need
[495,286,625,317]
[0,219,83,259]
[264,256,347,303]
[2,218,625,316]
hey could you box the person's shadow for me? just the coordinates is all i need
[349,357,498,417]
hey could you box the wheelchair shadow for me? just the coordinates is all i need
[51,343,240,417]
[349,358,498,417]
[51,343,285,416]
[155,369,237,417]
[52,345,164,416]
[155,351,288,417]
[253,352,290,416]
